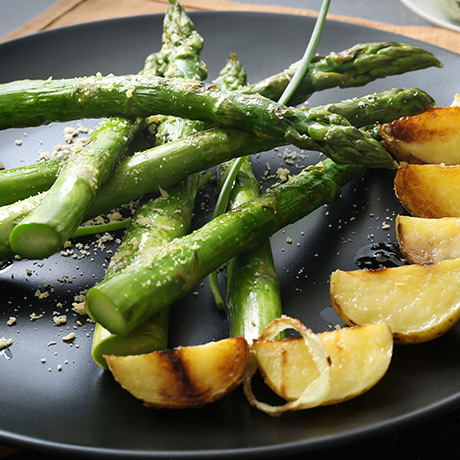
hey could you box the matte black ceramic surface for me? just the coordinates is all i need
[0,12,459,459]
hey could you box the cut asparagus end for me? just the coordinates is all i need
[8,174,95,259]
[92,327,168,369]
[9,223,62,259]
[86,288,127,335]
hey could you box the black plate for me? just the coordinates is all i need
[1,11,459,460]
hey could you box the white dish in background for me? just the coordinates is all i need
[401,0,460,32]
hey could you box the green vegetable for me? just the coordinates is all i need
[0,73,398,169]
[154,0,206,80]
[207,54,249,309]
[0,87,435,261]
[1,87,434,208]
[242,41,442,106]
[85,158,366,335]
[0,194,44,260]
[309,87,435,127]
[91,174,200,368]
[0,128,280,260]
[221,156,283,343]
[0,157,64,207]
[9,116,144,259]
[210,0,329,322]
[91,0,205,368]
[212,51,286,340]
[6,0,208,261]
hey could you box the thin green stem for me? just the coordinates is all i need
[208,155,247,309]
[71,219,131,238]
[278,0,330,106]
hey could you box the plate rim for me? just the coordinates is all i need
[1,9,460,459]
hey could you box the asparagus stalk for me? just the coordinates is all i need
[0,36,437,208]
[206,55,249,309]
[1,42,438,134]
[212,54,283,341]
[0,84,429,209]
[221,156,283,343]
[0,73,398,169]
[0,157,64,207]
[156,0,207,80]
[242,41,442,106]
[91,174,200,368]
[5,1,206,261]
[92,0,206,368]
[9,116,144,259]
[85,158,366,335]
[211,0,328,330]
[0,87,435,260]
[0,128,281,260]
[0,42,439,132]
[307,87,436,127]
[0,194,131,259]
[0,194,44,260]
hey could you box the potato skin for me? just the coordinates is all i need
[396,215,460,264]
[394,162,460,218]
[251,323,393,405]
[330,259,460,345]
[380,106,460,165]
[105,337,250,409]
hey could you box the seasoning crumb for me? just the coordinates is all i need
[53,315,67,326]
[7,317,16,326]
[30,312,44,321]
[63,332,76,342]
[0,337,13,350]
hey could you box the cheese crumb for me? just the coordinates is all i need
[63,332,76,342]
[30,312,44,321]
[53,315,67,326]
[7,317,16,326]
[0,337,13,350]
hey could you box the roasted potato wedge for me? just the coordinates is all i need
[243,316,332,416]
[380,106,460,165]
[396,215,460,264]
[251,322,393,406]
[395,162,460,218]
[105,337,249,409]
[330,259,460,344]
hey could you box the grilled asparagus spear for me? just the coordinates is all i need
[91,0,206,368]
[0,87,435,260]
[243,41,442,105]
[210,54,282,341]
[85,158,366,335]
[0,86,430,208]
[0,73,398,170]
